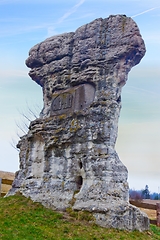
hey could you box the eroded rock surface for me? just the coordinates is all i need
[9,15,149,231]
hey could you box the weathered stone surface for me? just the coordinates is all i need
[8,15,149,231]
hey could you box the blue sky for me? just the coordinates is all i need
[0,0,160,193]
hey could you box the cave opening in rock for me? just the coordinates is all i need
[79,160,83,169]
[76,176,83,191]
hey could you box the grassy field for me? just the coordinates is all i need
[0,193,160,240]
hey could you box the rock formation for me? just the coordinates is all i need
[9,15,149,231]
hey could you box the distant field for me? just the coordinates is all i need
[0,170,15,196]
[140,208,156,220]
[132,199,160,221]
[0,170,15,180]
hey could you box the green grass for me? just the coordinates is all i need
[0,193,160,240]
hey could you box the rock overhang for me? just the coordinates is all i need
[26,15,146,88]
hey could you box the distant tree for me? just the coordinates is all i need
[153,194,159,200]
[130,187,160,200]
[148,192,159,200]
[129,189,142,201]
[142,185,150,199]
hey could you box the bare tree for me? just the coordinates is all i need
[10,103,41,151]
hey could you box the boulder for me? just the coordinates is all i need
[8,15,149,231]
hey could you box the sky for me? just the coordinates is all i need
[0,0,160,193]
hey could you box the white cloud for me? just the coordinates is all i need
[58,0,85,24]
[125,85,160,98]
[116,121,160,192]
[132,6,160,18]
[0,22,50,37]
[46,0,86,37]
[0,69,27,78]
[0,1,86,38]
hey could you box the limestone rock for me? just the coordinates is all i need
[8,15,149,231]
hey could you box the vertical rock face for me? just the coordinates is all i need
[9,15,149,231]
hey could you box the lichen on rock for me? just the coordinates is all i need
[9,15,149,231]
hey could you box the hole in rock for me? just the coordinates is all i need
[76,176,83,191]
[79,160,83,169]
[117,96,121,103]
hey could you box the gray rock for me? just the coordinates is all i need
[8,15,149,231]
